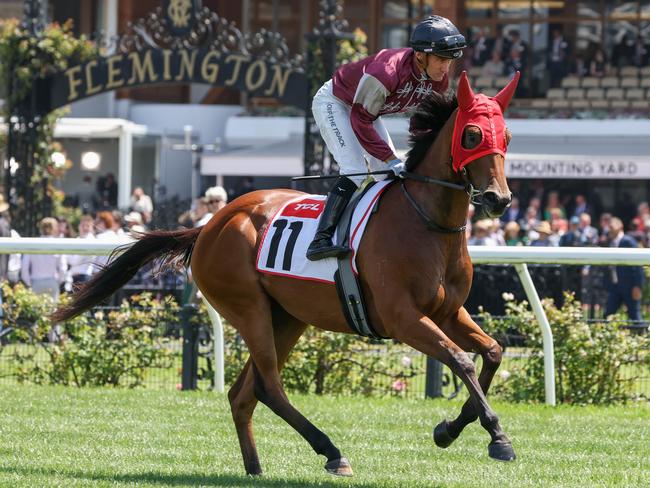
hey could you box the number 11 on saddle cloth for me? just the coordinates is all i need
[256,180,392,283]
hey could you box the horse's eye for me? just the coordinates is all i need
[462,126,482,149]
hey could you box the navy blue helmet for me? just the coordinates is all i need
[410,16,466,59]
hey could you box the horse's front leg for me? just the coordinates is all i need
[387,306,515,461]
[433,307,507,452]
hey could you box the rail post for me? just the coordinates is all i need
[425,357,444,398]
[202,298,225,393]
[514,263,556,406]
[181,304,198,390]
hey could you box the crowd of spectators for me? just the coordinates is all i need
[0,181,236,307]
[467,188,647,322]
[464,27,650,94]
[465,27,529,91]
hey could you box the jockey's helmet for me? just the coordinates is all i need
[410,16,466,59]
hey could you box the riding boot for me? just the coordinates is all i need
[306,176,357,261]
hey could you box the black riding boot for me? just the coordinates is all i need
[306,176,357,261]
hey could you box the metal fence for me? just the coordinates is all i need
[1,301,646,401]
[0,304,214,391]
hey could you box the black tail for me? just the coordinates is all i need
[51,227,202,323]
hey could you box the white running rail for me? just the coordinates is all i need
[3,238,650,405]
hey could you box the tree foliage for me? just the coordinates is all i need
[0,19,97,234]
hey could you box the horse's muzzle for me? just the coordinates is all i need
[481,191,512,217]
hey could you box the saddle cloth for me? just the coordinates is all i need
[256,180,392,283]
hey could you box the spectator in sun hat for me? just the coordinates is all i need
[124,211,146,233]
[469,219,498,246]
[205,185,228,215]
[531,221,556,247]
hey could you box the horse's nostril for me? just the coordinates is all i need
[483,191,499,206]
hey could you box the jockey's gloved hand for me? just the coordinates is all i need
[387,158,406,177]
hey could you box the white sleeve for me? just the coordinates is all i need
[352,73,389,117]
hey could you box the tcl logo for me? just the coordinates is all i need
[295,203,322,211]
[281,198,325,218]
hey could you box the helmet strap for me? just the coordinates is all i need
[416,52,431,81]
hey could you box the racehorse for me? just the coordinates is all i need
[52,71,519,476]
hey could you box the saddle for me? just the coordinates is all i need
[255,181,391,340]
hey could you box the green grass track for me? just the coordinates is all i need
[0,385,648,487]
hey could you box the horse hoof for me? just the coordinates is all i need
[433,420,457,448]
[488,440,516,462]
[325,457,353,477]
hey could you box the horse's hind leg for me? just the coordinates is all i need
[228,308,307,476]
[228,360,260,475]
[389,306,515,461]
[433,307,505,450]
[222,292,352,476]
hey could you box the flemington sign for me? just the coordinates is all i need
[505,153,650,179]
[37,48,305,111]
[34,0,308,113]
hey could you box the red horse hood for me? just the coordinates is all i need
[451,71,520,172]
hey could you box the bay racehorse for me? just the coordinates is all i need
[52,71,519,476]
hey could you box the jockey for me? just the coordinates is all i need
[306,15,466,261]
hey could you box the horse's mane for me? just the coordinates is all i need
[405,91,458,171]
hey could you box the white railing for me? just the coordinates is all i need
[2,238,650,405]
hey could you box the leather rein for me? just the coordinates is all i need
[399,161,481,234]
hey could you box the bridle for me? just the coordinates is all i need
[399,157,482,234]
[388,69,518,235]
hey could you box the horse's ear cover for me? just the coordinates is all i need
[494,71,520,111]
[456,71,475,110]
[451,71,520,172]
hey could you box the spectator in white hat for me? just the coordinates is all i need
[124,211,146,234]
[205,186,228,215]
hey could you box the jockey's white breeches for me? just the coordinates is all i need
[312,80,397,186]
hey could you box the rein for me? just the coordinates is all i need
[400,182,466,233]
[399,160,481,234]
